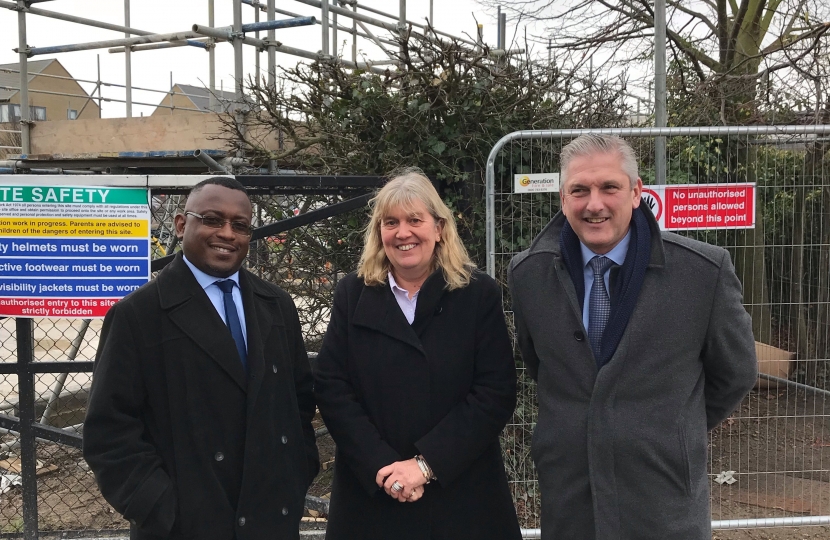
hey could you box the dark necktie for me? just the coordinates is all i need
[588,256,614,359]
[216,279,247,372]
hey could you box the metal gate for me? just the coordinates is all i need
[486,125,830,534]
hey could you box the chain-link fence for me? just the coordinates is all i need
[487,125,830,534]
[0,179,376,538]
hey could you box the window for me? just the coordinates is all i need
[0,104,45,122]
[67,109,78,120]
[0,104,18,123]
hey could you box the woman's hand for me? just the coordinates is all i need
[376,459,427,502]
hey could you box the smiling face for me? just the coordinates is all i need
[174,184,252,278]
[380,199,443,284]
[561,151,642,254]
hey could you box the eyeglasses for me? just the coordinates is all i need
[185,211,253,236]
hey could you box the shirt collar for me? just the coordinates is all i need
[388,272,418,297]
[580,229,632,269]
[183,254,241,290]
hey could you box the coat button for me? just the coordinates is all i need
[238,517,246,526]
[281,435,288,444]
[573,331,585,342]
[281,507,289,516]
[214,452,224,461]
[272,364,278,373]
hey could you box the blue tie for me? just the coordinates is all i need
[216,279,247,373]
[588,256,614,360]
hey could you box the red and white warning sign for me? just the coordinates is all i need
[640,183,755,231]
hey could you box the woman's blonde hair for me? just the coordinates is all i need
[357,167,475,290]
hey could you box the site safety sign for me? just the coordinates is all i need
[0,184,151,318]
[640,183,755,231]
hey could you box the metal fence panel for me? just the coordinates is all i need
[487,126,830,532]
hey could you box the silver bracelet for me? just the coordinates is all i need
[415,454,435,483]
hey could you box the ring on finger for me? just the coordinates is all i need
[408,491,417,499]
[391,481,403,493]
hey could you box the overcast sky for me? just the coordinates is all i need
[0,0,508,117]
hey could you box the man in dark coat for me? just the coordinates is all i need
[83,177,319,540]
[508,134,757,540]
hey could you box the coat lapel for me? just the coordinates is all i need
[553,257,585,333]
[239,269,280,412]
[352,280,424,354]
[411,269,447,337]
[158,255,248,391]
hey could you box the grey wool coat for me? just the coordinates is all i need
[314,270,522,540]
[507,207,757,540]
[83,254,319,540]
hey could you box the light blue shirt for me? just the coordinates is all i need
[388,272,419,325]
[581,230,631,332]
[183,254,248,348]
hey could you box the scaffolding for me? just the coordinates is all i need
[0,0,497,156]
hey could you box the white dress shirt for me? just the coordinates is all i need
[388,272,419,325]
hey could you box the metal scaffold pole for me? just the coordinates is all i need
[332,0,338,58]
[16,0,30,154]
[209,0,216,112]
[321,0,329,56]
[233,0,244,97]
[654,0,667,184]
[254,2,260,90]
[351,2,357,62]
[124,0,132,117]
[233,0,245,161]
[267,0,276,90]
[399,0,406,57]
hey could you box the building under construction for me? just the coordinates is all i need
[0,0,510,174]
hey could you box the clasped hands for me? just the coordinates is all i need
[376,458,426,502]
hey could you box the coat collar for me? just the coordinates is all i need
[528,202,666,268]
[352,268,447,353]
[156,254,282,397]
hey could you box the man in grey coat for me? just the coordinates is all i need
[508,134,757,540]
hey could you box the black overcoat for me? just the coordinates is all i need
[314,269,521,540]
[83,254,319,540]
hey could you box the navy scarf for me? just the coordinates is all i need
[560,207,652,368]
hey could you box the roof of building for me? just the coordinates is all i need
[0,59,58,102]
[173,83,245,113]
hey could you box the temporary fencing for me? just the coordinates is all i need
[487,125,830,532]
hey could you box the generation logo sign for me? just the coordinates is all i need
[0,183,152,318]
[514,173,560,193]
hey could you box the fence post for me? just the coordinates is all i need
[16,317,38,539]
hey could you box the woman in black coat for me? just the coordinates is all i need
[314,168,521,540]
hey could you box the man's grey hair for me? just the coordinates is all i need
[560,134,639,189]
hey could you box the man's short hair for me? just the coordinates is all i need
[560,134,639,189]
[190,176,249,196]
